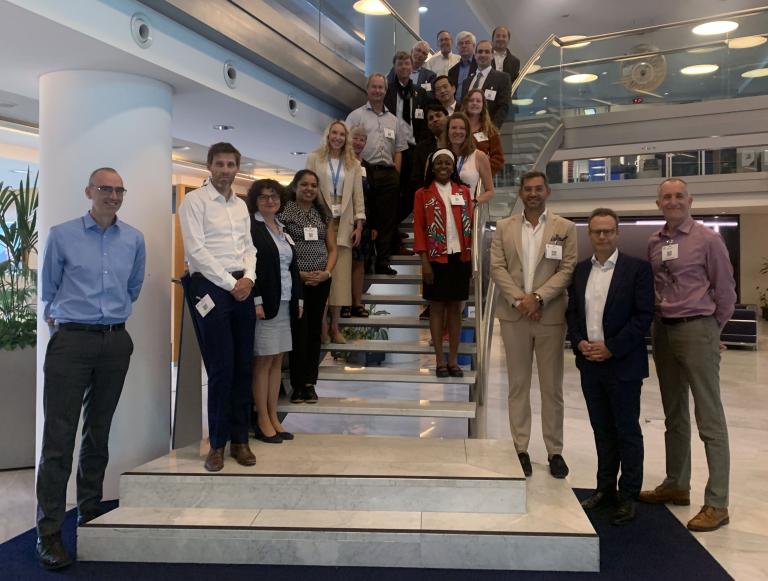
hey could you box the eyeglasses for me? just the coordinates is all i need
[257,194,280,202]
[588,228,617,237]
[92,185,127,195]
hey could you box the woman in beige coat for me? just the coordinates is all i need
[306,120,366,343]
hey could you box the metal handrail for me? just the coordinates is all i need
[470,200,488,409]
[510,33,558,98]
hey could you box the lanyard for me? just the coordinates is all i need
[328,158,342,198]
[456,155,466,176]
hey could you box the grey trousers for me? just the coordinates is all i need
[36,326,133,536]
[652,316,730,508]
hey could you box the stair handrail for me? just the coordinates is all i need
[471,198,490,408]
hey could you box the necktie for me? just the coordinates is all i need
[472,71,484,90]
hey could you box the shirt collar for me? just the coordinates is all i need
[365,101,390,115]
[522,208,548,226]
[253,211,284,228]
[203,180,237,203]
[83,211,119,231]
[658,215,695,238]
[591,248,619,269]
[477,65,492,76]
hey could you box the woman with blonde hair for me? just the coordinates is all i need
[441,112,495,204]
[306,120,365,342]
[460,88,505,176]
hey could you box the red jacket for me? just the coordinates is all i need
[413,180,473,263]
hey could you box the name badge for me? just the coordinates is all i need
[450,194,465,206]
[421,82,432,92]
[661,243,679,261]
[473,131,488,142]
[384,127,395,139]
[545,243,563,260]
[484,89,497,102]
[304,227,319,241]
[195,294,215,318]
[414,108,424,119]
[360,166,367,178]
[284,233,295,246]
[331,203,342,218]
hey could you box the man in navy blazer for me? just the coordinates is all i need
[566,208,654,525]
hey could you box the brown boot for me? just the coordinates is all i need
[204,447,225,472]
[638,484,690,506]
[230,442,257,466]
[687,505,729,532]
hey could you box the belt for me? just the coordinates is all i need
[191,270,245,280]
[660,314,709,326]
[59,322,125,332]
[369,164,395,171]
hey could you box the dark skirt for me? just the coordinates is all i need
[351,226,373,262]
[423,253,471,302]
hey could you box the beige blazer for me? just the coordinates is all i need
[306,152,365,248]
[490,211,577,324]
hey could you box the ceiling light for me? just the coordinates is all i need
[687,46,722,54]
[692,21,738,36]
[11,169,27,174]
[290,151,307,156]
[535,109,548,115]
[564,73,598,84]
[353,0,390,15]
[527,64,542,73]
[727,35,767,49]
[418,6,428,13]
[213,124,235,130]
[742,67,768,78]
[680,64,718,75]
[558,35,591,49]
[172,145,191,151]
[512,98,533,106]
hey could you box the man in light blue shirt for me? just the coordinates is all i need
[36,167,145,570]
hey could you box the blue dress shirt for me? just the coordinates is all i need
[41,212,146,324]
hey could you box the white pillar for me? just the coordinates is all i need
[364,0,420,76]
[36,71,173,501]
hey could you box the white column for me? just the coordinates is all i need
[364,0,420,76]
[36,71,173,500]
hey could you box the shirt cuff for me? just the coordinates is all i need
[244,270,256,283]
[253,296,264,306]
[298,299,305,308]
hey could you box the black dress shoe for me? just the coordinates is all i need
[304,385,318,403]
[518,452,533,477]
[256,432,283,444]
[612,499,637,526]
[290,388,305,404]
[548,454,569,479]
[580,490,617,511]
[277,431,295,441]
[36,533,72,570]
[375,265,397,275]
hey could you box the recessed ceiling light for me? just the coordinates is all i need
[558,35,591,49]
[213,124,235,130]
[742,67,768,78]
[727,35,767,49]
[512,98,533,106]
[527,64,542,73]
[564,73,598,84]
[535,109,548,115]
[692,21,738,36]
[353,0,389,15]
[680,64,719,75]
[418,6,428,13]
[687,46,722,54]
[290,151,307,156]
[172,145,191,151]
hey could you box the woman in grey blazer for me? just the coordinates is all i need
[306,120,366,343]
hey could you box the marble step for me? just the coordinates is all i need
[362,294,474,306]
[79,474,598,571]
[364,273,423,284]
[338,315,475,328]
[278,396,476,417]
[277,396,477,418]
[116,435,522,513]
[315,366,476,384]
[389,254,420,265]
[321,340,476,355]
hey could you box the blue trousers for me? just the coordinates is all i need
[185,275,255,449]
[580,365,644,498]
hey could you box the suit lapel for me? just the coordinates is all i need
[511,214,524,262]
[535,214,556,268]
[602,252,623,321]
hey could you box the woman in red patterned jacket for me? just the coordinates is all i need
[413,149,473,377]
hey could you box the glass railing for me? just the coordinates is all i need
[495,7,768,214]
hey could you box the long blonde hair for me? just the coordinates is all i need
[313,120,357,169]
[460,89,499,139]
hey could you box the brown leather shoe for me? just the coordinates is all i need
[687,505,729,532]
[638,484,690,506]
[230,442,256,466]
[204,447,225,472]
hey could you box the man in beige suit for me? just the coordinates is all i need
[490,171,577,478]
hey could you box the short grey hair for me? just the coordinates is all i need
[88,167,119,184]
[413,40,430,52]
[657,177,688,196]
[366,72,388,91]
[456,31,477,45]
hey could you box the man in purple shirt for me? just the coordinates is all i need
[640,178,736,532]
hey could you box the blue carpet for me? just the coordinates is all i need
[0,490,732,580]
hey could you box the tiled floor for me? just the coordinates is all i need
[2,321,766,579]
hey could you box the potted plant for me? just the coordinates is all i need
[0,170,38,469]
[338,304,389,366]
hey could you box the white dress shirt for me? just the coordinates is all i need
[445,100,457,115]
[585,249,619,342]
[425,52,461,77]
[471,66,492,90]
[178,181,257,291]
[436,182,461,254]
[493,51,506,72]
[521,209,548,293]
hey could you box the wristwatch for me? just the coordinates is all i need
[533,293,544,306]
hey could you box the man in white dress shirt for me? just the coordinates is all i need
[425,30,460,77]
[178,142,258,472]
[565,208,654,525]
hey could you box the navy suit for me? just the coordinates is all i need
[566,252,654,498]
[460,68,512,128]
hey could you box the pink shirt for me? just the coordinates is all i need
[648,217,736,329]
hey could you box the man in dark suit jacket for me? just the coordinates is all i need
[384,51,434,144]
[491,26,520,84]
[566,207,654,526]
[447,31,477,103]
[386,41,437,97]
[460,40,511,128]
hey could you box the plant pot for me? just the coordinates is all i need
[346,350,386,366]
[0,345,36,469]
